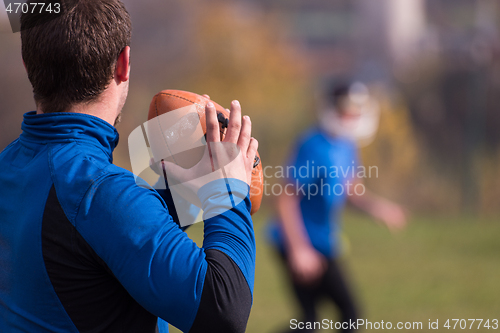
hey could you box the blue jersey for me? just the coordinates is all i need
[268,127,359,258]
[0,112,255,332]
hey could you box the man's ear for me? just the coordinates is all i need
[115,46,130,83]
[23,59,27,72]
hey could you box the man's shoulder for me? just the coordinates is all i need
[49,142,141,223]
[0,139,20,157]
[49,141,126,184]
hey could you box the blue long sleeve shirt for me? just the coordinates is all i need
[0,111,255,332]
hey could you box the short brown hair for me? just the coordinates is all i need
[21,0,131,113]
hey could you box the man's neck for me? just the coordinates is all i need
[36,84,124,127]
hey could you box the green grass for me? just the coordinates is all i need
[170,213,500,332]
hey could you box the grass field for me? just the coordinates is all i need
[170,212,500,332]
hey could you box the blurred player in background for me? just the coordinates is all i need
[267,82,407,333]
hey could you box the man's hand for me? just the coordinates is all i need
[348,179,407,232]
[371,199,407,231]
[162,100,258,205]
[288,246,327,285]
[220,100,258,186]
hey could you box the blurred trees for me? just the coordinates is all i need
[181,0,313,166]
[361,57,500,216]
[393,0,500,215]
[359,88,462,213]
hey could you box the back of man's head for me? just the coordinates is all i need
[21,0,131,113]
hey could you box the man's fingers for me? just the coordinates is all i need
[202,94,210,100]
[205,102,220,143]
[237,115,252,153]
[224,100,242,144]
[247,137,258,162]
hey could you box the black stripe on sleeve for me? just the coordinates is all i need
[188,249,252,333]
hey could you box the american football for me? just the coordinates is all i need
[148,90,263,215]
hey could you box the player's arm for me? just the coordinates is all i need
[152,175,200,230]
[76,102,257,332]
[277,141,328,284]
[347,177,407,231]
[277,189,309,255]
[77,175,254,332]
[277,189,326,284]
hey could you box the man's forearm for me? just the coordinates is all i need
[348,187,379,215]
[277,190,312,254]
[191,178,255,333]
